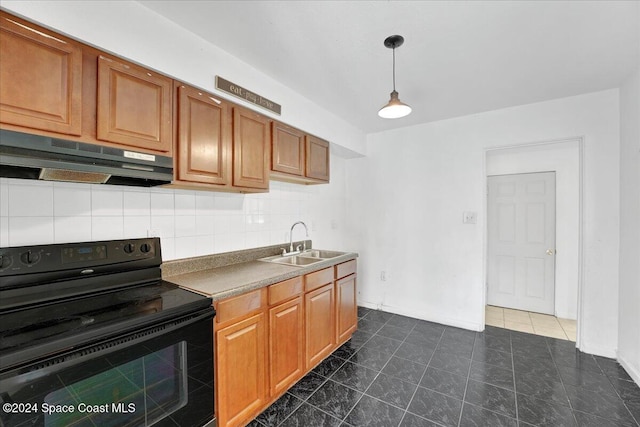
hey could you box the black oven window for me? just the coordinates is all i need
[43,341,187,426]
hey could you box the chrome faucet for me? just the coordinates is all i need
[289,221,309,253]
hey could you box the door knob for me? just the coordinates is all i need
[546,249,554,255]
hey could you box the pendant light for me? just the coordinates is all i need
[378,35,412,119]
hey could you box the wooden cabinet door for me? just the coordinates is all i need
[216,312,267,427]
[0,12,82,135]
[269,296,304,396]
[177,84,231,186]
[305,135,330,181]
[272,122,304,176]
[336,274,357,345]
[97,55,172,153]
[233,107,270,190]
[305,283,335,369]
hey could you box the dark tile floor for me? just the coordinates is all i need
[248,307,640,427]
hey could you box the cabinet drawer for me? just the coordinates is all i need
[335,260,356,279]
[269,276,303,306]
[216,288,266,324]
[304,267,333,292]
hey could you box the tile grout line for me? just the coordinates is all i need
[509,329,520,427]
[455,330,477,427]
[398,326,446,427]
[271,310,375,426]
[544,336,580,426]
[341,313,419,426]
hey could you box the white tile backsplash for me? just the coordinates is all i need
[54,184,91,216]
[54,216,92,242]
[123,190,151,216]
[9,182,54,217]
[1,155,348,259]
[10,216,54,245]
[91,189,123,216]
[91,216,124,240]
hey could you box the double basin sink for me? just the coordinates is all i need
[258,249,346,267]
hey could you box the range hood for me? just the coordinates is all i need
[0,130,173,186]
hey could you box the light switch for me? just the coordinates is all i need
[463,211,477,224]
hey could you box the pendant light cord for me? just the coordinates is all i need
[392,47,396,91]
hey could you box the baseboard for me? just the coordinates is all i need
[356,300,483,332]
[578,342,617,359]
[617,353,640,386]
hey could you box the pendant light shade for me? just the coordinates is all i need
[378,35,411,119]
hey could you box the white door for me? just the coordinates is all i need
[487,172,556,314]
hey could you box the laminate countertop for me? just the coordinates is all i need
[163,246,357,302]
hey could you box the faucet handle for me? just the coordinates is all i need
[281,248,287,256]
[296,244,302,252]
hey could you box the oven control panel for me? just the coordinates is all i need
[0,238,160,276]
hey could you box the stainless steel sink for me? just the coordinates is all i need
[300,250,345,259]
[258,249,346,267]
[269,256,323,266]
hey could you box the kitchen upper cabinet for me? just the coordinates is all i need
[0,12,82,136]
[306,135,330,182]
[271,122,305,177]
[233,107,270,190]
[270,122,331,184]
[176,84,231,186]
[97,54,172,154]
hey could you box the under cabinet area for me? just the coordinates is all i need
[212,259,357,427]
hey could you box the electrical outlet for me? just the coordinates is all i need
[380,271,386,281]
[463,211,477,224]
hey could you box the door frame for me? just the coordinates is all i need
[482,137,585,349]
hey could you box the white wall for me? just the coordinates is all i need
[618,65,640,383]
[0,0,366,157]
[0,155,352,260]
[348,89,620,357]
[486,142,580,320]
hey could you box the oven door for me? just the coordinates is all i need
[0,309,215,427]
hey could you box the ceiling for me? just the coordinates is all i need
[139,1,639,134]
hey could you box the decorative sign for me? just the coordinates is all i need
[216,76,281,115]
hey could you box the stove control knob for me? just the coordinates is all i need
[123,243,136,254]
[0,254,12,269]
[140,243,152,253]
[20,250,40,265]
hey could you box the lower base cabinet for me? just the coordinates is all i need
[336,274,357,345]
[214,260,357,427]
[215,312,267,427]
[269,296,304,396]
[305,282,335,369]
